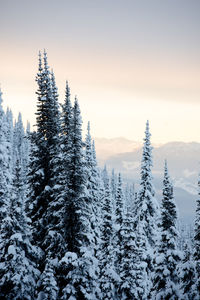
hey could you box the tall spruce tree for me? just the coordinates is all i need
[60,98,97,300]
[134,120,159,296]
[85,122,101,260]
[28,51,62,299]
[151,160,181,300]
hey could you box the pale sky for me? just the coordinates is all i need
[0,0,200,143]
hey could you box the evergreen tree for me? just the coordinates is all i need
[38,258,59,300]
[110,169,117,210]
[120,209,138,299]
[60,98,97,299]
[133,221,149,300]
[194,173,200,297]
[85,122,101,262]
[180,242,196,300]
[5,108,14,174]
[114,172,124,297]
[0,159,40,299]
[0,88,11,224]
[13,113,28,207]
[27,51,62,300]
[151,160,181,300]
[136,120,159,247]
[100,170,119,300]
[28,50,61,256]
[134,120,159,296]
[13,113,26,168]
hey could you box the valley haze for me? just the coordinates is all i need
[95,137,199,223]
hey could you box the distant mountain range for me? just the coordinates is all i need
[94,137,200,223]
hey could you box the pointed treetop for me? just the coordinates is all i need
[6,108,13,127]
[51,68,54,77]
[163,160,173,189]
[43,49,49,71]
[164,159,168,175]
[38,51,42,72]
[18,112,22,122]
[0,87,3,106]
[51,69,59,99]
[26,121,30,133]
[87,121,91,135]
[73,96,82,126]
[144,119,151,140]
[85,121,92,151]
[164,159,168,169]
[74,95,81,112]
[141,120,153,171]
[118,172,122,184]
[65,80,71,99]
[74,95,78,108]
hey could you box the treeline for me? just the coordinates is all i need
[0,51,199,299]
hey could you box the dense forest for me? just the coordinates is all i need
[0,51,199,300]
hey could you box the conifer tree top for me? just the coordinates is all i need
[0,87,3,106]
[65,80,71,100]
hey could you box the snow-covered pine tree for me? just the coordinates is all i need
[124,182,135,212]
[28,51,61,256]
[28,50,51,247]
[38,257,59,300]
[58,80,73,213]
[151,160,181,300]
[114,173,125,297]
[134,120,159,296]
[100,169,119,300]
[13,113,28,209]
[56,80,74,295]
[13,113,26,168]
[133,221,149,299]
[179,242,196,300]
[42,66,63,257]
[194,173,200,297]
[85,122,101,264]
[60,98,97,300]
[5,108,14,174]
[27,52,62,300]
[111,169,117,210]
[0,88,12,225]
[0,158,40,299]
[120,208,138,299]
[102,165,108,188]
[91,138,103,247]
